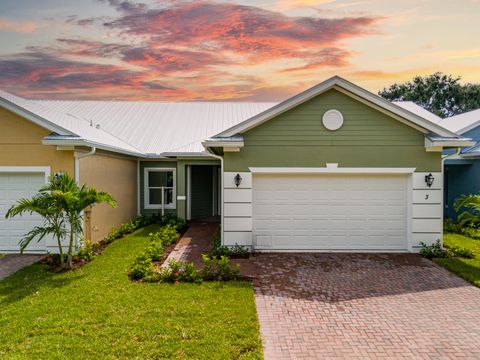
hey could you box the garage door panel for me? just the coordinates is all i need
[0,172,48,253]
[253,173,408,251]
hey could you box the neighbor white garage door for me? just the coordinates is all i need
[253,173,408,251]
[0,172,49,253]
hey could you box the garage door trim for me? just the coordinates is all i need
[251,167,414,252]
[0,166,51,180]
[249,166,416,174]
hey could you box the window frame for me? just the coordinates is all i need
[144,167,176,210]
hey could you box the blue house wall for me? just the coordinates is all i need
[444,127,480,220]
[444,160,480,220]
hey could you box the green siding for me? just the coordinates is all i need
[190,166,214,219]
[224,89,441,172]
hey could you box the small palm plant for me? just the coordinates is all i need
[6,173,116,270]
[454,194,480,227]
[5,190,68,268]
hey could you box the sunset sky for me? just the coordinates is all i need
[0,0,479,101]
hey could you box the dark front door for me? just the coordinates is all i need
[190,165,214,219]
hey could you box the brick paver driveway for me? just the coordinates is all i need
[250,253,480,359]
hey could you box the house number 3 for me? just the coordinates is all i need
[425,194,429,200]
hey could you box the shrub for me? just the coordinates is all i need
[75,238,94,261]
[145,241,164,261]
[455,194,480,228]
[149,225,180,246]
[460,226,480,240]
[210,226,249,258]
[444,219,461,233]
[128,253,154,280]
[419,240,449,259]
[200,255,241,281]
[448,246,475,259]
[158,259,202,283]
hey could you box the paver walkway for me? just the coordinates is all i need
[165,227,480,359]
[0,254,42,281]
[165,221,216,268]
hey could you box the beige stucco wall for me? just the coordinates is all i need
[0,107,74,174]
[79,151,137,243]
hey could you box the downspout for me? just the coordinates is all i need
[136,159,140,216]
[206,148,224,245]
[440,147,461,246]
[74,147,96,183]
[73,147,96,249]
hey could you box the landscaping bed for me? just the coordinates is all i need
[40,214,185,272]
[0,224,262,358]
[128,222,242,283]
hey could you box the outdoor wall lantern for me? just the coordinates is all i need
[234,173,242,187]
[425,173,435,187]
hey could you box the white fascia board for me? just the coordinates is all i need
[201,140,244,148]
[249,167,416,174]
[424,137,475,149]
[455,121,480,135]
[42,138,143,158]
[216,76,458,138]
[0,98,73,136]
[159,152,219,159]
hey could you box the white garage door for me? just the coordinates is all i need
[0,172,49,253]
[253,173,408,251]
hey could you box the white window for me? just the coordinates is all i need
[144,168,176,209]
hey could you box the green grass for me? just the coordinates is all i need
[434,232,480,287]
[0,253,4,259]
[0,225,262,359]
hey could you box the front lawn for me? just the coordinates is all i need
[435,233,480,287]
[0,224,262,359]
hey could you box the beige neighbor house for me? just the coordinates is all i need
[0,77,474,254]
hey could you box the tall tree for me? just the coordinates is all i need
[379,72,480,118]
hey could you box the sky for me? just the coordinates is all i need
[0,0,479,101]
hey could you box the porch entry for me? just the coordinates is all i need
[187,165,221,220]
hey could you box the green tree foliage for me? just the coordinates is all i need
[379,72,480,118]
[454,194,480,228]
[6,173,116,270]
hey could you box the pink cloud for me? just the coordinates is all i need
[0,1,381,100]
[0,18,38,33]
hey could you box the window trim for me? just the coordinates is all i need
[144,167,176,210]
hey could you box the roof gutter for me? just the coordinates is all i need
[42,137,143,158]
[425,136,475,152]
[74,147,96,183]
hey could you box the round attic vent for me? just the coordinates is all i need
[322,109,344,131]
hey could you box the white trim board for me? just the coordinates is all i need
[0,98,72,136]
[0,166,51,183]
[249,167,416,174]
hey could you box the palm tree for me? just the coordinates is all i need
[6,173,116,270]
[6,191,68,268]
[454,194,480,227]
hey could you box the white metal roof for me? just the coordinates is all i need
[437,109,480,135]
[33,100,277,155]
[0,90,143,156]
[392,101,443,124]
